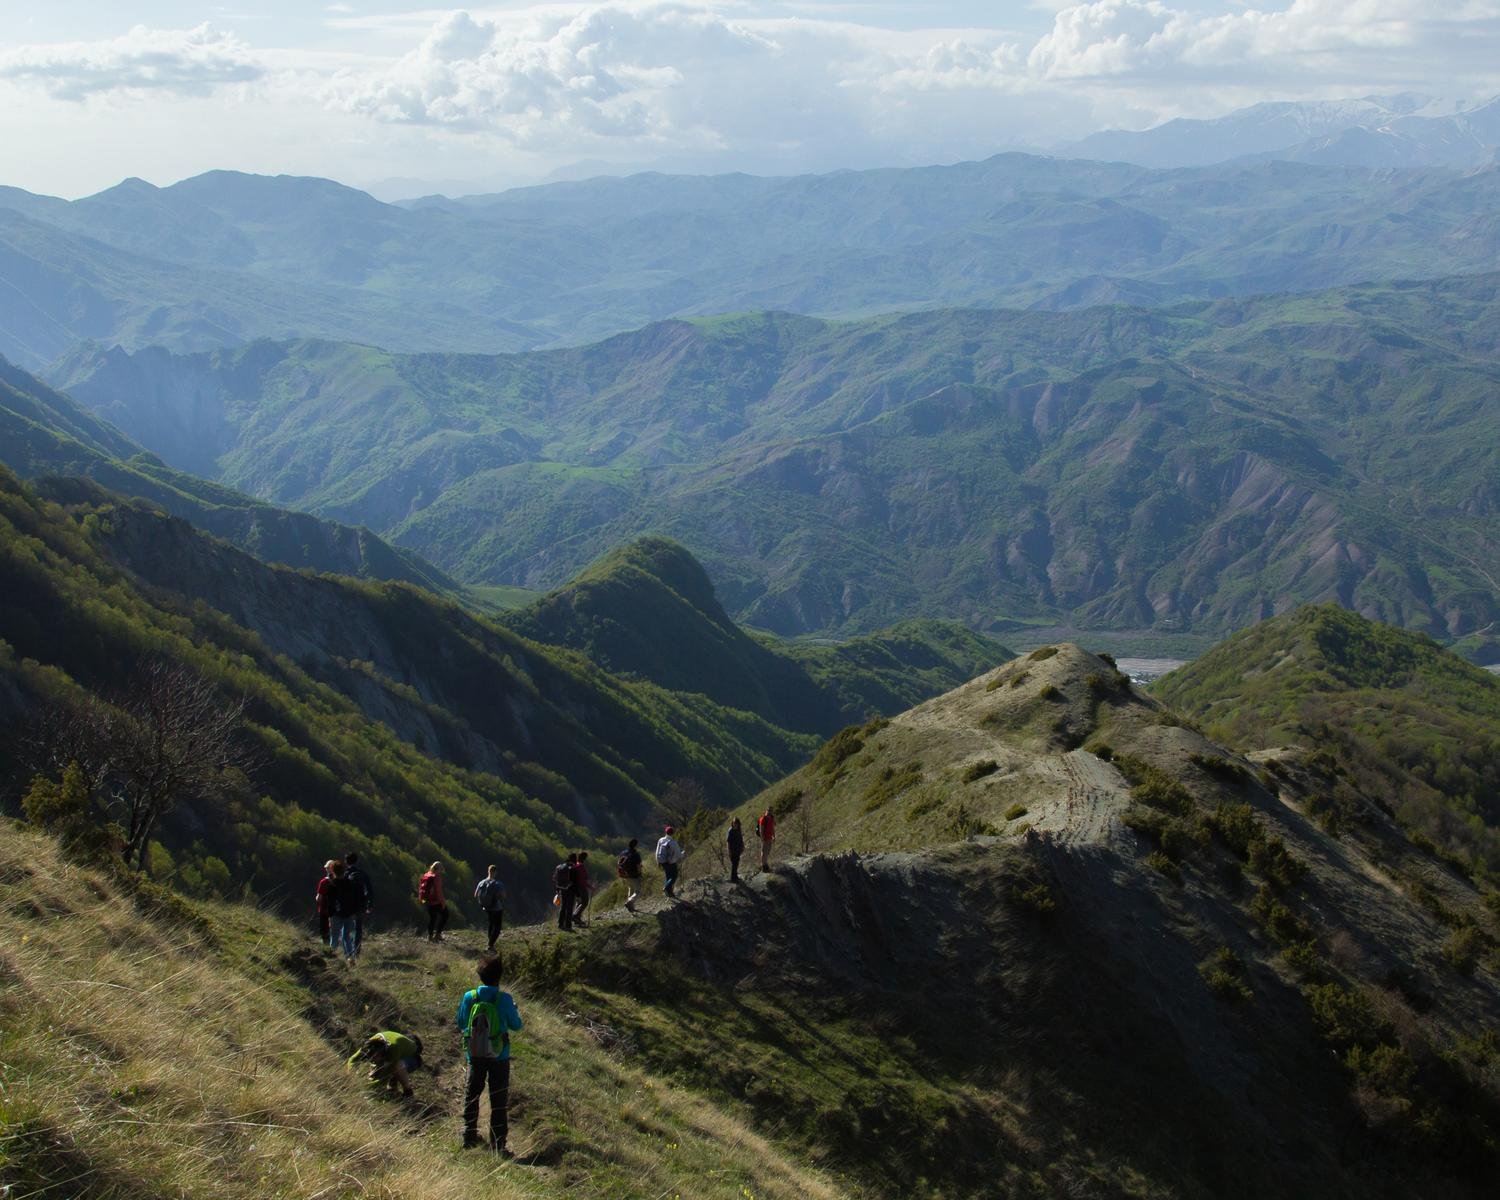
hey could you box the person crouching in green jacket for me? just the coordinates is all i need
[456,954,524,1154]
[348,1030,422,1098]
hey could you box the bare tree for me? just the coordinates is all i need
[791,788,821,855]
[30,659,256,870]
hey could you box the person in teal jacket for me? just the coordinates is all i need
[456,955,524,1153]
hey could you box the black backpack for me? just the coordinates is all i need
[552,862,573,890]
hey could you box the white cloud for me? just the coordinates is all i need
[0,23,263,101]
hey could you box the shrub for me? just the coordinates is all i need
[1280,939,1320,977]
[861,763,923,813]
[962,759,999,783]
[1008,671,1030,689]
[812,726,867,777]
[1251,885,1312,945]
[769,786,805,819]
[1083,741,1113,761]
[1028,646,1059,662]
[1003,803,1028,821]
[1199,947,1252,1002]
[1038,684,1063,701]
[1211,801,1257,857]
[905,793,942,821]
[1305,982,1382,1046]
[1440,926,1483,974]
[1146,851,1181,883]
[1188,752,1250,783]
[1246,834,1306,892]
[951,803,996,839]
[1096,652,1117,667]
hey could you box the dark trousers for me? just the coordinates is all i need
[318,914,330,942]
[486,910,504,949]
[729,850,741,882]
[574,890,590,921]
[426,904,448,939]
[557,887,574,930]
[354,915,365,951]
[463,1057,510,1148]
[662,862,680,896]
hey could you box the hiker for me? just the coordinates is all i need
[617,838,643,912]
[756,806,776,870]
[331,859,364,961]
[655,825,683,898]
[315,859,337,943]
[474,865,507,952]
[553,852,577,931]
[419,861,448,942]
[457,954,524,1154]
[348,1030,423,1098]
[572,851,592,926]
[344,851,373,952]
[726,817,744,883]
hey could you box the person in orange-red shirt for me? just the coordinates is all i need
[755,808,776,871]
[419,861,448,942]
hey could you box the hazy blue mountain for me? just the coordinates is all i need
[48,273,1500,646]
[0,353,459,592]
[5,156,1500,368]
[1065,94,1500,169]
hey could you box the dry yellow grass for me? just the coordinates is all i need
[0,820,845,1200]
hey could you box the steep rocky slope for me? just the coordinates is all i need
[532,641,1500,1198]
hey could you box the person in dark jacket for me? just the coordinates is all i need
[457,955,524,1154]
[571,851,592,926]
[726,817,745,883]
[330,860,364,961]
[474,865,506,952]
[344,851,373,951]
[555,852,577,931]
[618,838,643,912]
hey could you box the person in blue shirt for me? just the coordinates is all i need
[456,954,524,1153]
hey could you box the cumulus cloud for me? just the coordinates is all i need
[1029,0,1500,87]
[0,23,263,102]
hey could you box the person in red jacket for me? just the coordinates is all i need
[756,808,776,871]
[571,851,592,927]
[315,859,338,943]
[419,862,448,942]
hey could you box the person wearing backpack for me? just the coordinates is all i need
[474,865,507,952]
[347,1029,423,1098]
[331,859,365,961]
[571,851,592,926]
[418,862,448,942]
[756,807,777,871]
[315,859,337,944]
[344,852,373,952]
[553,853,577,931]
[456,955,524,1154]
[655,825,683,898]
[726,817,745,883]
[617,838,643,912]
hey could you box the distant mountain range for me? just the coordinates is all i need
[4,153,1500,369]
[1064,93,1500,169]
[47,272,1500,647]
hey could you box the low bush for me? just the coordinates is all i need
[1440,926,1483,975]
[1038,684,1063,701]
[1251,885,1312,945]
[1199,947,1252,1002]
[962,759,999,783]
[1028,646,1059,662]
[1146,851,1181,883]
[1003,803,1029,821]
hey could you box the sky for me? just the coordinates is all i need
[2,1,1499,198]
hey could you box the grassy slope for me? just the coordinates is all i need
[1154,604,1500,877]
[0,819,840,1200]
[0,466,812,922]
[501,535,1008,734]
